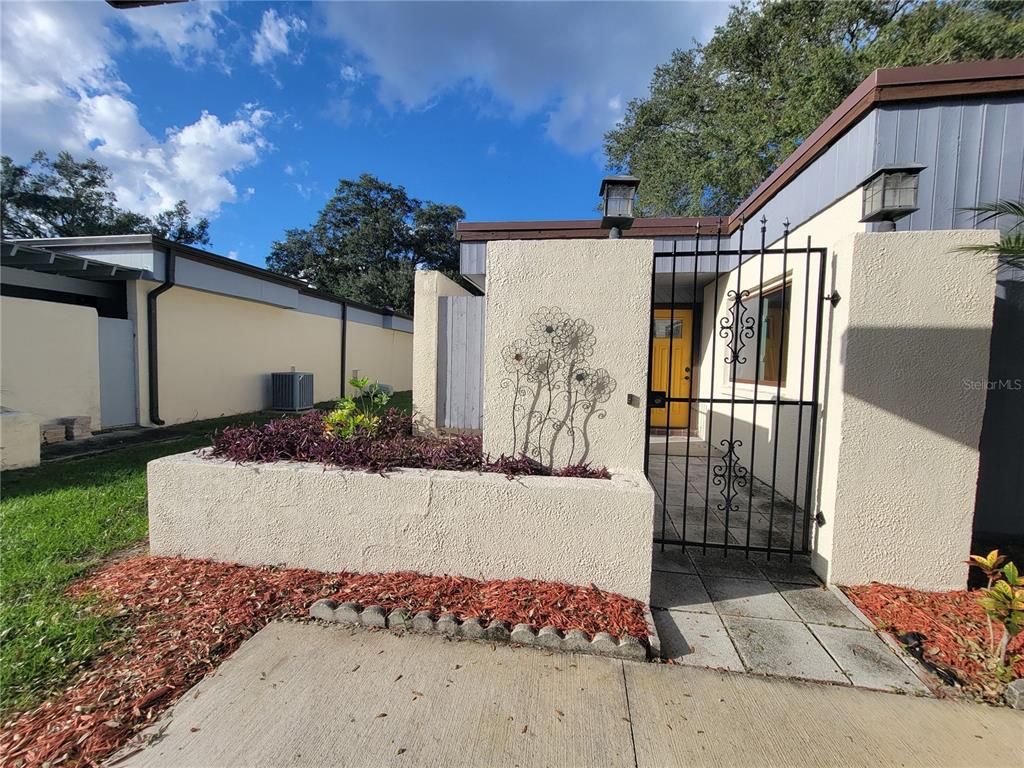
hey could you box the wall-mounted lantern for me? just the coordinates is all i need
[600,175,640,236]
[860,164,926,230]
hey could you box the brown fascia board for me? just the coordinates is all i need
[457,58,1024,242]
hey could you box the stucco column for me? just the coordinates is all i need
[813,230,999,590]
[412,270,472,433]
[481,239,653,473]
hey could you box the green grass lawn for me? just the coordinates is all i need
[0,392,411,715]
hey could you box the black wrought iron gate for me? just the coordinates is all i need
[643,219,830,560]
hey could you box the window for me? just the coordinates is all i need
[653,318,684,338]
[729,284,790,386]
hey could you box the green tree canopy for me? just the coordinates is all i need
[1,151,210,244]
[604,0,1024,217]
[267,174,464,314]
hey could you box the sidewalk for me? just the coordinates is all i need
[116,621,1021,768]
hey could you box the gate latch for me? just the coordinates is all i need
[649,391,667,409]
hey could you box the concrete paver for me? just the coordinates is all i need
[721,614,847,683]
[703,575,800,621]
[808,624,928,694]
[651,549,694,575]
[119,622,1024,768]
[776,583,866,628]
[650,572,714,613]
[652,609,744,672]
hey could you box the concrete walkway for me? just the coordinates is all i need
[651,548,927,692]
[116,622,1021,768]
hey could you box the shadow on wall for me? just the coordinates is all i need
[974,273,1024,538]
[840,325,997,451]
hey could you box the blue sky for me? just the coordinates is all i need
[0,1,730,267]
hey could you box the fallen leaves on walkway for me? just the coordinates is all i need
[844,583,1023,703]
[1,556,646,767]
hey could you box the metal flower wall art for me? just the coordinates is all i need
[500,307,617,468]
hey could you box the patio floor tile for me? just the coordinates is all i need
[686,551,766,581]
[722,615,847,683]
[703,576,800,621]
[776,584,864,628]
[650,571,715,613]
[808,624,929,694]
[652,609,744,672]
[753,554,821,585]
[652,548,694,574]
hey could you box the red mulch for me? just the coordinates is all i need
[844,583,1024,702]
[0,556,646,768]
[325,572,648,638]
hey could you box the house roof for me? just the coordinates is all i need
[456,58,1024,242]
[5,235,413,320]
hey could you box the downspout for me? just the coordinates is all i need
[146,247,175,425]
[340,301,348,398]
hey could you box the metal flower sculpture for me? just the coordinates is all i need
[500,307,616,467]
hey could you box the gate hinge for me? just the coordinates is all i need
[814,511,827,527]
[823,291,841,307]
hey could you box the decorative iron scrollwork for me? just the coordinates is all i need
[500,307,616,467]
[719,289,756,366]
[712,439,748,515]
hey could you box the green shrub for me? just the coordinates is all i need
[324,377,390,438]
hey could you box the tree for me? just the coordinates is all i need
[0,151,210,245]
[605,0,1024,217]
[267,174,464,314]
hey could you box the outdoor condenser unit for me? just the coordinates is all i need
[271,371,314,411]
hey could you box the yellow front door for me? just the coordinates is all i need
[650,308,693,428]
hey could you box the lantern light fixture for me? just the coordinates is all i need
[599,175,640,235]
[860,164,926,230]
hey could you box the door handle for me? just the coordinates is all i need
[649,391,667,408]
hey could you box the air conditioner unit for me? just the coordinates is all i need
[271,372,314,411]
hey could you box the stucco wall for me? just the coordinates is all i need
[154,286,343,424]
[0,296,101,429]
[345,321,413,396]
[482,239,652,473]
[412,270,472,432]
[767,189,866,251]
[149,451,655,603]
[813,230,998,590]
[0,410,40,469]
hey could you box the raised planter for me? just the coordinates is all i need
[148,451,655,603]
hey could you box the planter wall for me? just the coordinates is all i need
[148,451,655,603]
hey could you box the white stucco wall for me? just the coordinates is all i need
[412,270,472,432]
[482,239,652,472]
[813,230,998,590]
[0,410,40,469]
[149,451,655,603]
[0,296,102,430]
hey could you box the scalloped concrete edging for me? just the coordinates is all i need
[309,599,652,662]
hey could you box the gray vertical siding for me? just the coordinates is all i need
[874,96,1024,233]
[438,295,485,430]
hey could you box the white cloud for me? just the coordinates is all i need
[226,249,240,260]
[118,1,226,68]
[339,64,362,82]
[318,1,729,153]
[251,8,306,66]
[0,2,270,218]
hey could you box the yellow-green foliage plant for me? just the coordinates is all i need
[324,377,390,438]
[972,555,1024,673]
